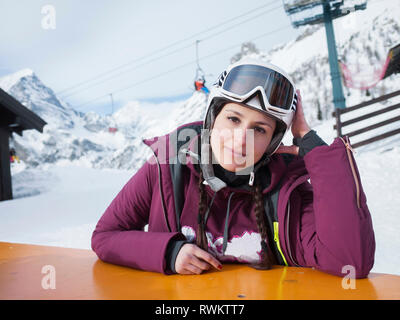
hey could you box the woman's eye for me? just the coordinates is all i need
[254,127,266,134]
[227,116,240,123]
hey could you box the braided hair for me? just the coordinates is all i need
[196,169,209,251]
[250,176,276,270]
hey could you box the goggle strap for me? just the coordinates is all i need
[292,93,298,111]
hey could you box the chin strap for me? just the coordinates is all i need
[249,172,255,186]
[248,154,271,187]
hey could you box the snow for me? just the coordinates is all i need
[0,165,132,249]
[357,147,400,276]
[0,68,34,92]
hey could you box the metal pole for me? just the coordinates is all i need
[323,1,346,109]
[195,40,204,79]
[109,93,114,114]
[195,40,202,71]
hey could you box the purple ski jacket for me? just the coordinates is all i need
[91,121,375,278]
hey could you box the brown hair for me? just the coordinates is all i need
[196,169,209,251]
[250,177,276,270]
[196,169,275,270]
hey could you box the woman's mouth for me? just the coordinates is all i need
[224,146,246,158]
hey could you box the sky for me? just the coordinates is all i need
[0,0,302,114]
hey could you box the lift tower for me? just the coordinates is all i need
[283,0,367,109]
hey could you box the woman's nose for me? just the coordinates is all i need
[233,128,253,149]
[233,128,245,146]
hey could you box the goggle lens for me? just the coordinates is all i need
[222,65,294,110]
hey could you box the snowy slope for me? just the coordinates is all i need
[0,165,132,249]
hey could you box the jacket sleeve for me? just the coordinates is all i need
[296,137,375,278]
[91,156,186,274]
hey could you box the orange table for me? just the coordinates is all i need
[0,242,399,300]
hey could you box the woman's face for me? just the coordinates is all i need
[210,103,276,172]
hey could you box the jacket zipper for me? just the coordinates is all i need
[339,136,361,209]
[286,202,300,267]
[273,221,288,266]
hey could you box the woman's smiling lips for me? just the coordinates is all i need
[224,146,246,158]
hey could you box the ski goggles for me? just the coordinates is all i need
[220,64,295,112]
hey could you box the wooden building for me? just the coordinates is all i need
[383,43,400,79]
[0,88,47,201]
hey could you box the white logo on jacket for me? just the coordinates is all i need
[181,226,262,264]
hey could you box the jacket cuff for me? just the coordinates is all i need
[165,240,189,274]
[293,130,327,157]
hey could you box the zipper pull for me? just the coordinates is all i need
[248,171,255,186]
[273,222,279,242]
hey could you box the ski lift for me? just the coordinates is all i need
[339,43,400,90]
[339,59,386,90]
[9,148,20,164]
[193,40,210,94]
[108,93,118,133]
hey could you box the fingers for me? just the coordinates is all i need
[293,89,303,116]
[275,144,299,155]
[184,256,212,275]
[190,255,211,271]
[192,245,222,271]
[175,244,222,275]
[296,89,302,107]
[291,89,311,139]
[178,255,212,275]
[182,262,206,275]
[295,91,304,115]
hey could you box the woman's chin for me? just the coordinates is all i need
[218,162,250,173]
[218,163,237,172]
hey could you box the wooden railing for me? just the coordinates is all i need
[333,90,400,148]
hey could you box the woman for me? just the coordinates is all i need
[91,58,375,278]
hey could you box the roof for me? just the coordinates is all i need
[0,88,47,136]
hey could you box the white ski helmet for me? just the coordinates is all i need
[203,58,298,155]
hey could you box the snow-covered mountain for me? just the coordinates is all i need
[1,68,81,129]
[1,0,399,171]
[0,69,157,171]
[0,66,210,171]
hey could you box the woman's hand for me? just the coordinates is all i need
[175,243,222,275]
[275,89,311,155]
